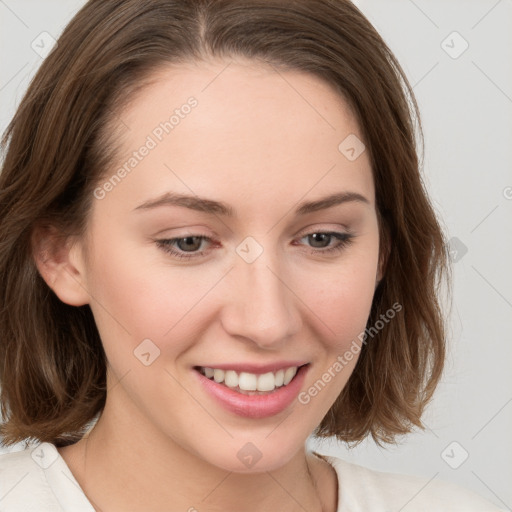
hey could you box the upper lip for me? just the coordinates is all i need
[194,361,309,375]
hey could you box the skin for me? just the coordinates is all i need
[34,58,384,512]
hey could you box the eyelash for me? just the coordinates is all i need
[155,231,354,261]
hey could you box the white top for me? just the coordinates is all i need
[0,442,504,511]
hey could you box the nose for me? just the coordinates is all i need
[219,251,302,350]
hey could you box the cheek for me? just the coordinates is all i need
[83,230,222,363]
[293,240,379,348]
[291,249,378,413]
[84,242,198,343]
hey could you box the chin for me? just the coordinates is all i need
[196,435,305,474]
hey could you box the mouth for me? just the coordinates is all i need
[194,364,308,395]
[193,363,310,418]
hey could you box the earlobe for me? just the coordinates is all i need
[31,224,90,306]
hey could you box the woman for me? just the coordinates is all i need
[0,0,503,510]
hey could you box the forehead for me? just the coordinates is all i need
[97,58,374,219]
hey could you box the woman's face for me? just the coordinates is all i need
[75,58,381,472]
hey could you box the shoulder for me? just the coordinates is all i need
[0,443,65,511]
[315,452,505,512]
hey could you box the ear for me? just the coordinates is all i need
[31,223,90,306]
[375,223,391,288]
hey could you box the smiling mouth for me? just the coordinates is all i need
[194,364,308,395]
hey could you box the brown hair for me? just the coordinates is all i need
[0,0,450,448]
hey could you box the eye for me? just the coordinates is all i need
[296,231,354,255]
[155,230,354,261]
[156,235,212,260]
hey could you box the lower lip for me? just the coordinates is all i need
[194,365,310,419]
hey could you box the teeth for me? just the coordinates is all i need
[283,367,297,385]
[238,372,257,391]
[213,369,225,383]
[257,372,277,392]
[224,370,238,388]
[274,369,284,387]
[199,366,300,392]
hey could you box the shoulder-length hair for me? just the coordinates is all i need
[0,0,450,448]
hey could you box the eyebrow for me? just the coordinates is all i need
[133,191,370,216]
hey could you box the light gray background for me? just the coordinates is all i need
[1,0,511,509]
